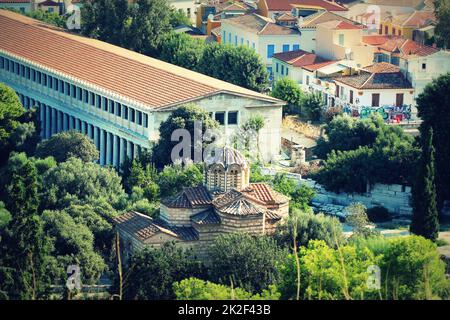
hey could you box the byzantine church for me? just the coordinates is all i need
[114,146,290,261]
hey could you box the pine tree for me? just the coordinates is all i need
[410,127,439,241]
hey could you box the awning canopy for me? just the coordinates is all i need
[318,63,347,75]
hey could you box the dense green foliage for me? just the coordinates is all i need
[416,73,450,214]
[302,92,324,121]
[152,104,218,168]
[271,78,303,115]
[122,243,204,300]
[35,131,99,163]
[209,233,287,293]
[314,115,419,193]
[411,127,439,241]
[159,32,205,70]
[434,0,450,48]
[158,163,203,197]
[173,278,280,300]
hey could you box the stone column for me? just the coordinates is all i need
[45,105,51,138]
[99,129,105,166]
[127,141,133,160]
[113,135,119,168]
[75,118,81,131]
[106,132,112,165]
[119,138,126,165]
[51,108,57,135]
[69,116,74,130]
[39,104,45,138]
[87,124,93,140]
[57,111,63,133]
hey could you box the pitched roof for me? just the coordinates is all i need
[223,13,300,35]
[316,19,363,30]
[162,186,212,209]
[272,50,329,68]
[391,10,435,27]
[275,12,297,21]
[206,146,249,169]
[265,0,347,11]
[299,10,361,29]
[0,10,282,110]
[362,35,439,58]
[216,197,266,216]
[38,0,60,6]
[302,60,337,71]
[333,62,412,89]
[241,183,290,206]
[114,211,199,241]
[191,208,221,225]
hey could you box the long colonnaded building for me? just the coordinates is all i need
[0,9,284,166]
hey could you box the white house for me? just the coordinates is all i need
[221,13,302,74]
[333,62,415,122]
[168,0,199,24]
[0,0,32,13]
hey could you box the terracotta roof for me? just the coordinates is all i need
[299,10,362,29]
[362,35,439,58]
[216,197,266,216]
[162,186,212,208]
[38,0,59,6]
[273,50,329,68]
[191,208,221,225]
[114,211,199,241]
[392,10,435,27]
[0,10,282,110]
[289,0,348,11]
[265,0,347,11]
[205,146,249,169]
[275,12,296,21]
[241,183,290,206]
[334,63,412,89]
[223,13,301,35]
[316,19,363,30]
[302,60,337,71]
[212,189,242,208]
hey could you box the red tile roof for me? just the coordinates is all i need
[0,10,281,110]
[265,0,347,11]
[162,186,212,208]
[241,183,290,206]
[302,60,336,71]
[299,10,362,29]
[317,19,363,30]
[392,10,435,27]
[272,50,329,68]
[363,62,400,73]
[224,13,300,35]
[362,35,439,58]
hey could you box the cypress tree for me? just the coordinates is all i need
[410,127,439,241]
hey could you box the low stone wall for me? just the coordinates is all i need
[260,168,412,216]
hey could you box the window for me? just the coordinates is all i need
[83,90,89,103]
[349,90,354,104]
[293,44,300,51]
[123,106,129,120]
[392,27,396,35]
[379,24,383,34]
[144,114,148,128]
[335,84,339,97]
[234,35,238,46]
[422,63,426,70]
[37,72,42,84]
[54,78,59,91]
[241,37,244,45]
[96,95,101,108]
[396,93,404,107]
[71,85,76,98]
[137,111,142,125]
[267,44,275,58]
[281,65,284,75]
[252,42,255,49]
[130,108,135,123]
[102,97,108,111]
[384,25,388,34]
[48,8,54,13]
[276,63,279,73]
[109,100,115,114]
[338,34,344,46]
[223,31,226,43]
[215,112,225,125]
[282,44,290,52]
[286,67,289,76]
[90,92,95,106]
[77,87,82,101]
[228,111,238,125]
[372,93,380,107]
[306,75,310,85]
[228,33,231,43]
[398,29,401,36]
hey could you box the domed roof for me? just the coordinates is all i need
[205,146,249,169]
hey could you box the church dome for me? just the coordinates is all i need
[205,146,249,169]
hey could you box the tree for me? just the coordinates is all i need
[0,83,24,163]
[278,240,379,300]
[169,8,191,27]
[302,92,323,121]
[275,208,344,250]
[271,174,315,211]
[416,73,450,215]
[242,115,265,161]
[152,104,218,168]
[158,32,205,70]
[380,236,449,299]
[122,243,204,299]
[209,233,287,293]
[41,210,106,285]
[41,157,127,210]
[35,130,99,163]
[0,155,54,299]
[346,203,378,238]
[434,0,450,48]
[197,43,269,92]
[80,0,129,46]
[173,278,280,300]
[124,160,160,200]
[157,163,203,197]
[411,127,439,241]
[126,0,173,56]
[271,78,303,115]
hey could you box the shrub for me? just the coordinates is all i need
[366,206,391,223]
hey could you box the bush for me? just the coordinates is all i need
[366,206,391,223]
[323,106,343,123]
